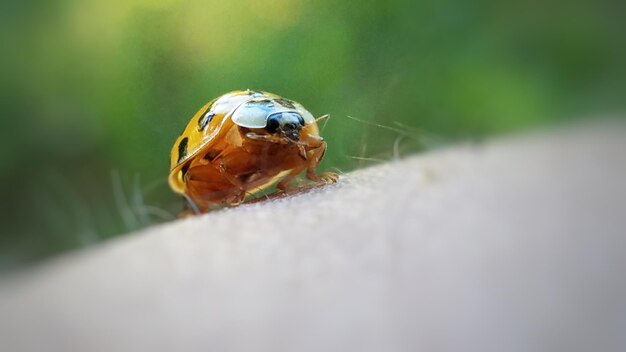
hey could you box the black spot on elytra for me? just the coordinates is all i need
[198,111,215,131]
[275,98,296,109]
[177,137,189,163]
[181,163,190,179]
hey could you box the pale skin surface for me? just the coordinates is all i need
[2,123,624,352]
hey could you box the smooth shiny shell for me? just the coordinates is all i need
[232,98,315,128]
[168,90,317,194]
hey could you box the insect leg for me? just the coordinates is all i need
[305,141,339,184]
[276,166,307,192]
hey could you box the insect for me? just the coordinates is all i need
[169,90,338,213]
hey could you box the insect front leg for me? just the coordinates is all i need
[217,162,248,205]
[305,141,339,184]
[245,132,289,145]
[276,165,308,192]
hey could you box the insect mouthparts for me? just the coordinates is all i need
[285,130,300,141]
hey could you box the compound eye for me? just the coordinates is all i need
[265,113,281,133]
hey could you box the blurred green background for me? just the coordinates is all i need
[1,0,624,272]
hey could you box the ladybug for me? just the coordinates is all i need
[169,90,338,213]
